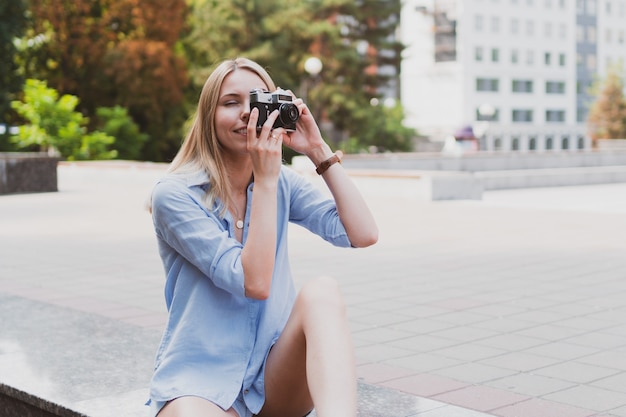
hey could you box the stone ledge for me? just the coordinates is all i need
[0,153,59,194]
[0,293,429,417]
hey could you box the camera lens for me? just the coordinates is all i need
[279,103,299,124]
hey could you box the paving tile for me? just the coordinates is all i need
[434,343,507,362]
[535,361,621,384]
[485,373,576,397]
[490,398,596,417]
[388,334,460,353]
[577,351,626,372]
[474,333,546,351]
[383,352,463,373]
[523,341,599,361]
[433,362,518,384]
[356,362,418,384]
[353,327,416,343]
[478,351,561,372]
[433,385,530,412]
[590,372,626,394]
[606,405,626,417]
[543,385,626,412]
[415,405,498,416]
[517,323,587,341]
[379,373,468,397]
[430,326,501,344]
[563,332,626,350]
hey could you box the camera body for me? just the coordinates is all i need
[250,88,299,131]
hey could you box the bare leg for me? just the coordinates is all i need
[258,276,357,417]
[158,396,240,417]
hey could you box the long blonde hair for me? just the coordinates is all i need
[168,57,276,215]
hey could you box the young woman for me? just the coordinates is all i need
[148,57,378,417]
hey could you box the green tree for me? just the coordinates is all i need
[95,106,148,161]
[11,79,117,160]
[587,66,626,141]
[0,0,28,150]
[183,0,406,154]
[347,101,415,153]
[20,0,189,161]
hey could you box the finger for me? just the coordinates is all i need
[260,110,280,138]
[247,107,259,144]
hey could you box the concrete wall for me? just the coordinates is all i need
[0,153,59,194]
[341,150,626,172]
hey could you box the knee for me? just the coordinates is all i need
[297,276,346,316]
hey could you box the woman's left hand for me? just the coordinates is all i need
[280,90,328,158]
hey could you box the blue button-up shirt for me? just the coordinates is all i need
[148,165,351,415]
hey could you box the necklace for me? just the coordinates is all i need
[231,202,245,229]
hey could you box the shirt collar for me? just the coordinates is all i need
[185,170,210,188]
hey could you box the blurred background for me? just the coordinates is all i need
[1,0,625,164]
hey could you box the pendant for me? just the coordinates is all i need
[236,219,244,229]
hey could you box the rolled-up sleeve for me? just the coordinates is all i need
[151,178,246,297]
[284,169,352,248]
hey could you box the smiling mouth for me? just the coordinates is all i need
[235,128,247,135]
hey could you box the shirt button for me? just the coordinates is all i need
[244,389,249,395]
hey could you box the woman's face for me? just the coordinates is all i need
[214,69,268,155]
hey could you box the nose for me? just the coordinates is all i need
[241,100,250,122]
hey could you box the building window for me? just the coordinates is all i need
[559,53,566,66]
[476,78,499,91]
[476,108,500,121]
[559,23,567,39]
[545,52,551,65]
[475,15,484,31]
[511,18,519,34]
[588,54,596,69]
[526,20,535,36]
[511,49,519,63]
[577,25,585,42]
[475,46,484,61]
[546,109,565,122]
[562,135,570,150]
[527,50,534,65]
[492,17,500,32]
[492,48,500,62]
[577,0,584,13]
[529,136,537,150]
[512,109,533,122]
[546,81,566,94]
[512,79,533,92]
[588,26,596,42]
[512,136,520,150]
[545,22,552,37]
[577,107,586,122]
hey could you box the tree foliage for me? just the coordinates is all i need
[11,79,117,160]
[587,66,626,141]
[0,0,27,136]
[183,0,410,155]
[95,106,148,161]
[20,0,189,160]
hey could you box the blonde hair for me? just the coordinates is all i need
[168,57,276,215]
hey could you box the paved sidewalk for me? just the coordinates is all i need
[1,161,626,416]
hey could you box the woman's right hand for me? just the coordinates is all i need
[247,107,285,186]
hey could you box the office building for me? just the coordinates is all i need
[400,0,626,151]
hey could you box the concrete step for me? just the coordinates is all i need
[0,294,428,417]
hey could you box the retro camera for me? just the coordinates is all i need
[250,88,299,131]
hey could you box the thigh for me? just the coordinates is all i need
[158,396,240,417]
[257,296,313,417]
